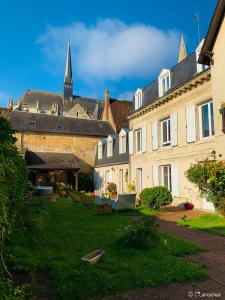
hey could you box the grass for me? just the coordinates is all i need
[177,213,225,237]
[8,198,208,299]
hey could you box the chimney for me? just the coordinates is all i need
[103,89,110,122]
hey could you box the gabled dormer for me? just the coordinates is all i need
[119,128,128,154]
[134,88,143,110]
[196,39,209,73]
[158,69,171,97]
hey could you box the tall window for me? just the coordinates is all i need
[135,129,142,153]
[161,118,171,147]
[98,142,103,159]
[161,165,172,191]
[107,139,113,157]
[135,89,143,110]
[162,75,170,95]
[199,101,215,138]
[120,134,126,153]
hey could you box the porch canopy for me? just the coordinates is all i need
[25,151,80,171]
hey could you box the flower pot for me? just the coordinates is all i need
[184,203,194,210]
[98,203,112,215]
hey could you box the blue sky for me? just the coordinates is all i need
[0,0,217,106]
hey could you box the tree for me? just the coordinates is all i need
[0,116,17,144]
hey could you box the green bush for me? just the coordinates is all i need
[107,182,117,193]
[140,186,173,209]
[119,218,159,249]
[186,159,225,209]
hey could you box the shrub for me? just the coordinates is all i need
[186,159,225,209]
[119,218,159,249]
[107,182,117,193]
[140,186,173,209]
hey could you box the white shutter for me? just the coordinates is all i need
[170,112,178,146]
[142,124,147,152]
[186,105,196,143]
[152,121,158,150]
[119,136,122,154]
[129,131,134,155]
[108,171,113,183]
[171,164,180,197]
[152,165,159,186]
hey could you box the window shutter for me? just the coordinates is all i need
[152,165,159,186]
[142,124,147,152]
[186,105,196,143]
[152,121,158,150]
[171,164,179,197]
[107,141,110,157]
[108,171,113,183]
[129,131,134,155]
[170,112,178,146]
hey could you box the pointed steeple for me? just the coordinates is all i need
[63,42,73,99]
[178,35,187,63]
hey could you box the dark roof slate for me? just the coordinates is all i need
[94,134,129,168]
[4,110,114,137]
[25,151,80,170]
[141,53,198,107]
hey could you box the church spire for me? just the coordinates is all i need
[178,35,187,63]
[63,42,73,99]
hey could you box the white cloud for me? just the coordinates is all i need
[118,90,134,101]
[37,19,180,84]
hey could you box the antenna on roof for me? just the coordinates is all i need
[187,12,201,44]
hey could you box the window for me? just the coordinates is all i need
[98,142,103,159]
[57,123,64,130]
[107,136,113,157]
[135,129,142,153]
[135,89,143,110]
[162,75,170,95]
[29,120,36,128]
[158,69,171,97]
[119,130,127,154]
[199,101,215,138]
[161,118,171,146]
[161,165,172,191]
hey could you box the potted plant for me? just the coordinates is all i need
[107,182,117,198]
[98,193,112,215]
[127,181,136,194]
[184,201,194,210]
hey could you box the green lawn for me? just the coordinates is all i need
[177,213,225,237]
[8,199,208,299]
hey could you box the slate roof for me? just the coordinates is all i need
[4,110,114,137]
[94,134,129,168]
[142,52,198,108]
[18,89,104,119]
[25,151,80,170]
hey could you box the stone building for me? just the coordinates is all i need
[3,43,132,189]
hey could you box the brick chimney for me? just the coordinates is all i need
[102,89,110,122]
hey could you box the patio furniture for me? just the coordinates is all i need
[109,193,136,212]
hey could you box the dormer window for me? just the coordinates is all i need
[29,120,36,128]
[196,39,209,73]
[135,88,143,110]
[98,141,103,159]
[57,123,64,130]
[119,129,127,154]
[158,69,171,97]
[107,135,113,157]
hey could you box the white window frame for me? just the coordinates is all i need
[199,101,215,139]
[196,39,209,73]
[135,88,143,110]
[135,129,142,153]
[158,69,171,97]
[98,141,103,159]
[160,165,172,192]
[107,135,113,157]
[161,117,171,147]
[119,129,127,154]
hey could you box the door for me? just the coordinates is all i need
[119,169,124,194]
[136,168,142,194]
